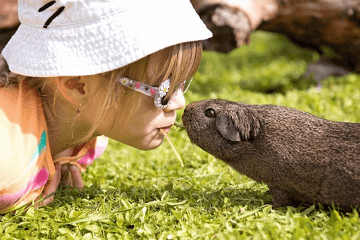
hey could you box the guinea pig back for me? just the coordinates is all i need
[182,99,360,210]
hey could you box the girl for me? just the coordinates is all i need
[0,0,212,213]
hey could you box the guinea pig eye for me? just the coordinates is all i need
[205,108,216,118]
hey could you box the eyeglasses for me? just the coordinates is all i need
[118,76,192,109]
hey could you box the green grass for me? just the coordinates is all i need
[2,31,360,239]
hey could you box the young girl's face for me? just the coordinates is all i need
[90,42,202,150]
[92,74,186,150]
[106,89,185,150]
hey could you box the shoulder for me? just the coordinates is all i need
[0,82,48,191]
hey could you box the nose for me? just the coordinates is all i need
[164,90,185,112]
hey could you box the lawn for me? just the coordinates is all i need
[1,31,360,239]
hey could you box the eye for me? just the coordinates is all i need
[205,108,216,118]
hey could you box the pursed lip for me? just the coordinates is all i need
[158,124,173,134]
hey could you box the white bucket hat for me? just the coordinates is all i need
[2,0,212,77]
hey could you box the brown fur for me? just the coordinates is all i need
[182,99,360,210]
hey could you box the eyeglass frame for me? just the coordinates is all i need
[117,76,192,109]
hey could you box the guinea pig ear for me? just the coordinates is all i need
[234,109,261,141]
[215,113,241,142]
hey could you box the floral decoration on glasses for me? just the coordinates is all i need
[118,76,193,109]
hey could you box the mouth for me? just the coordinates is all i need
[159,125,173,135]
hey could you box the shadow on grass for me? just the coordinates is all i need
[56,183,359,214]
[194,31,322,96]
[54,181,273,213]
[191,73,319,98]
[239,75,319,95]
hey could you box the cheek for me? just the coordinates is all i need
[120,106,162,133]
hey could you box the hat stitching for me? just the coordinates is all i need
[38,1,66,28]
[38,1,56,12]
[29,6,125,29]
[43,6,65,28]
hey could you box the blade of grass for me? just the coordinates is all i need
[59,198,184,225]
[174,121,186,132]
[160,129,184,167]
[174,122,185,128]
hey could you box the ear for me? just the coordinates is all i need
[55,76,88,106]
[216,110,260,142]
[216,113,241,142]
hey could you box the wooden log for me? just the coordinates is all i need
[192,0,360,76]
[259,0,360,73]
[191,0,278,52]
[196,4,251,52]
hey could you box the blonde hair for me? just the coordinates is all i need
[0,40,203,147]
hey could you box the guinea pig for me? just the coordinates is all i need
[182,99,360,210]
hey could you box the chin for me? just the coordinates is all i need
[135,138,164,151]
